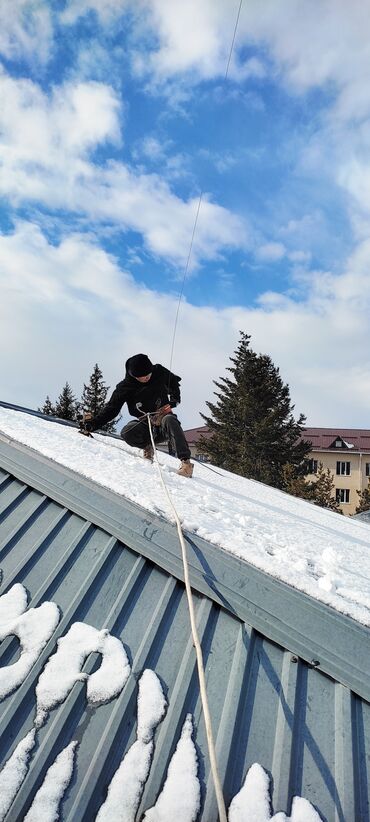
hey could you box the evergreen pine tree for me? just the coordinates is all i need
[200,332,311,488]
[282,463,313,500]
[307,462,342,513]
[38,396,56,416]
[55,382,78,421]
[81,363,118,433]
[355,479,370,514]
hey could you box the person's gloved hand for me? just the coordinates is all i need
[78,411,94,437]
[151,404,172,425]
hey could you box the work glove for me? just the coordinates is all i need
[78,411,94,437]
[150,404,172,426]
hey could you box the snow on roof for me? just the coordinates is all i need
[1,407,370,628]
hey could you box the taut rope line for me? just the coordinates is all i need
[168,0,244,376]
[161,3,244,818]
[147,415,227,822]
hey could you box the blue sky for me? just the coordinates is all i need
[1,0,370,428]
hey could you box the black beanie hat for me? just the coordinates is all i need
[127,354,153,377]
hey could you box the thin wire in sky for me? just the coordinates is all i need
[168,0,244,374]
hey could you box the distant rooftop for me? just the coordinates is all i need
[185,425,370,452]
[304,427,370,451]
[183,425,212,445]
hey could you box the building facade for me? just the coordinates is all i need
[183,426,212,462]
[184,426,370,516]
[304,428,370,516]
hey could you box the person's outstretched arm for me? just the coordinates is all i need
[84,382,128,432]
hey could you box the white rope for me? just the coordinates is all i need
[148,5,245,817]
[147,416,227,822]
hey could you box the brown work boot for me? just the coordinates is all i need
[177,459,193,478]
[143,444,154,461]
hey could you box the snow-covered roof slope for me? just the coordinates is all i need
[0,404,370,822]
[0,406,370,627]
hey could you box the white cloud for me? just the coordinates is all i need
[255,242,286,262]
[116,0,370,245]
[140,137,168,161]
[1,2,370,430]
[0,0,52,63]
[4,1,370,114]
[132,0,232,80]
[3,3,369,264]
[2,221,370,428]
[61,0,128,25]
[0,72,247,267]
[133,137,190,182]
[72,0,360,120]
[0,73,122,161]
[0,221,238,424]
[287,250,311,264]
[130,0,370,115]
[241,0,370,129]
[129,0,266,84]
[338,159,370,215]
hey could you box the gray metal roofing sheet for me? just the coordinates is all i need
[0,439,369,821]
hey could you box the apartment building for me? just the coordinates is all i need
[184,425,370,516]
[304,428,370,516]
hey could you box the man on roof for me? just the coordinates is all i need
[81,354,193,478]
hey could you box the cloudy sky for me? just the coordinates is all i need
[1,0,370,428]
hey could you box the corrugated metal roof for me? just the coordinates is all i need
[0,438,369,821]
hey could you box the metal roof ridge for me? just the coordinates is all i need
[0,433,369,704]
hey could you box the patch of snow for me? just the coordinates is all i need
[317,574,338,593]
[35,622,130,727]
[0,729,36,822]
[96,739,154,822]
[143,714,200,822]
[228,762,321,821]
[1,408,370,626]
[96,669,167,822]
[24,741,77,822]
[288,797,323,822]
[228,762,271,822]
[0,583,28,623]
[137,669,167,743]
[0,587,60,699]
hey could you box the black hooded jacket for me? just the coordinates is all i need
[90,361,181,431]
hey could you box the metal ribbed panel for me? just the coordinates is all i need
[0,472,369,821]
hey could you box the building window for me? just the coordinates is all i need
[336,461,350,476]
[335,440,342,447]
[307,459,318,474]
[366,463,370,477]
[336,488,350,504]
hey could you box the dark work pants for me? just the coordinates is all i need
[121,414,191,461]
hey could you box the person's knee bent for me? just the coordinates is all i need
[121,420,147,448]
[162,413,180,431]
[121,428,136,446]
